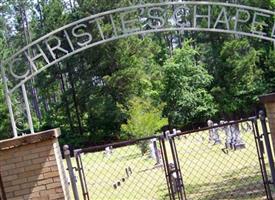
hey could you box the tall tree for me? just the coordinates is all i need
[162,40,216,128]
[211,39,265,118]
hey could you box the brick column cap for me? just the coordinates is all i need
[259,93,275,104]
[0,128,61,151]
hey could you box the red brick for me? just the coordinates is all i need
[5,192,14,198]
[15,160,32,168]
[53,177,60,182]
[49,193,64,199]
[3,181,12,187]
[41,167,52,173]
[24,164,42,172]
[8,167,24,175]
[43,171,59,179]
[4,174,17,181]
[39,188,56,196]
[35,178,53,186]
[32,157,47,164]
[8,197,22,200]
[24,191,40,198]
[21,182,36,189]
[31,145,52,154]
[266,104,275,113]
[27,174,44,182]
[23,153,39,161]
[50,166,58,172]
[39,149,54,157]
[31,185,46,192]
[46,182,61,190]
[14,188,30,196]
[42,161,57,168]
[18,170,40,179]
[47,156,56,161]
[0,130,66,199]
[12,178,27,185]
[1,163,15,171]
[5,185,20,192]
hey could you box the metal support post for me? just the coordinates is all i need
[63,145,80,200]
[259,110,275,186]
[75,149,90,200]
[21,83,34,134]
[1,64,18,137]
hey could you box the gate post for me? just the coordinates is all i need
[0,129,70,199]
[260,93,275,153]
[63,145,80,200]
[259,111,275,185]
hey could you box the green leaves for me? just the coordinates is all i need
[121,97,167,139]
[214,39,265,116]
[0,33,12,139]
[103,37,161,103]
[265,50,275,91]
[1,0,275,146]
[0,80,11,139]
[162,40,216,127]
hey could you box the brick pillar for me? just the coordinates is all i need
[260,93,275,153]
[0,173,6,200]
[0,129,70,200]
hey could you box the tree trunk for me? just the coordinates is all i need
[67,63,84,135]
[58,64,75,134]
[19,1,42,121]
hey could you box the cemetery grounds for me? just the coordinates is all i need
[68,122,274,200]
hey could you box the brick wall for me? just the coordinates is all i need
[265,103,275,151]
[0,173,6,200]
[260,93,275,153]
[0,129,70,200]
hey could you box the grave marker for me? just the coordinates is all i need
[104,146,113,157]
[220,120,232,149]
[207,120,221,145]
[241,121,252,133]
[230,122,246,150]
[168,163,182,195]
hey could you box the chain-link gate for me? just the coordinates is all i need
[253,116,273,199]
[65,115,274,200]
[170,118,273,200]
[65,137,169,200]
[253,111,275,199]
[159,133,186,200]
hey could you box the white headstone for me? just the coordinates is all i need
[149,139,157,159]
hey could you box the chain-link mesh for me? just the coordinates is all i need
[172,121,268,200]
[68,120,272,200]
[75,140,168,200]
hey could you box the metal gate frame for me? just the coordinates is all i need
[75,150,90,200]
[65,135,168,200]
[159,134,187,200]
[252,117,273,199]
[252,111,275,200]
[162,116,274,200]
[65,114,275,200]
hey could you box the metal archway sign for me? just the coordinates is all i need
[1,1,275,137]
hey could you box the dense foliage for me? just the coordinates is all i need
[162,40,216,127]
[121,97,168,139]
[0,0,274,148]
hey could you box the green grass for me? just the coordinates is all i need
[174,132,266,200]
[67,124,273,200]
[72,144,168,200]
